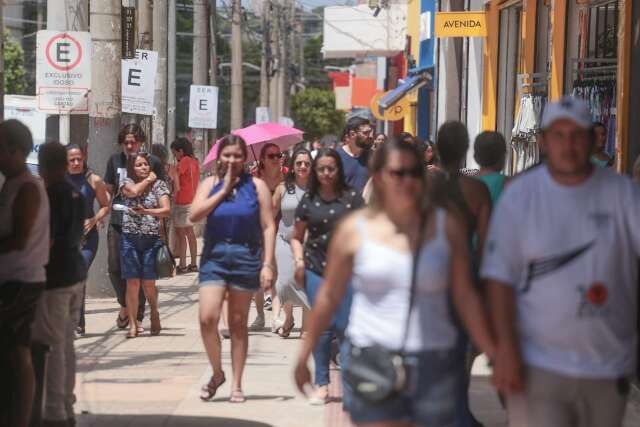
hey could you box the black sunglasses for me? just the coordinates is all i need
[386,167,423,179]
[266,152,283,160]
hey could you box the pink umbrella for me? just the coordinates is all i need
[203,123,304,167]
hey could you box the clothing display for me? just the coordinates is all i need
[572,79,617,157]
[511,94,546,174]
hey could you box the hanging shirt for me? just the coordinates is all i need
[481,166,640,378]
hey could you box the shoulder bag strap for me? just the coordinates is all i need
[400,212,428,353]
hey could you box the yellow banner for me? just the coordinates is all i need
[435,12,487,38]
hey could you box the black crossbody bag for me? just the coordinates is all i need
[342,218,426,403]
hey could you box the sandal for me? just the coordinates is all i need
[176,266,189,275]
[126,328,138,339]
[116,314,129,329]
[229,390,246,403]
[137,325,145,334]
[150,311,162,336]
[200,373,226,401]
[188,264,199,273]
[277,322,295,339]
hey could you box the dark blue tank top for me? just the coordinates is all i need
[205,173,261,245]
[67,172,96,220]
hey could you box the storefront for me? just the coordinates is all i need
[482,0,634,174]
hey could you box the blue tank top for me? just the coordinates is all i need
[67,172,96,220]
[205,173,262,245]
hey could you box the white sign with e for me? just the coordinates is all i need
[188,85,219,129]
[121,49,158,115]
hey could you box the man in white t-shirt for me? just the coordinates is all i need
[482,96,639,427]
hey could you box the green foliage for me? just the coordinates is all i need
[4,32,28,94]
[291,89,345,141]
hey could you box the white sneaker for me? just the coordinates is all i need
[264,295,273,311]
[249,314,265,331]
[271,316,284,333]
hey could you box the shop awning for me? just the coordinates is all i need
[378,71,433,113]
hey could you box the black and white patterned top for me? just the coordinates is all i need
[121,178,170,236]
[295,188,364,276]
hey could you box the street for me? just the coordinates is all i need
[74,269,640,427]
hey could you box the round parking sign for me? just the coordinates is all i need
[45,33,83,72]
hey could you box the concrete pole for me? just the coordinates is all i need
[192,0,208,162]
[137,0,153,50]
[230,0,243,130]
[260,0,270,108]
[87,0,122,297]
[167,0,177,144]
[152,0,168,146]
[47,0,89,146]
[209,0,218,141]
[285,0,296,116]
[269,2,281,120]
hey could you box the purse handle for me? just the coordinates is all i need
[400,211,429,354]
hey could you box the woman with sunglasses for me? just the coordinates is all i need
[271,148,313,338]
[294,140,495,426]
[190,135,276,403]
[251,143,285,328]
[120,152,171,339]
[290,148,364,405]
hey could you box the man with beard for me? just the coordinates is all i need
[336,117,373,193]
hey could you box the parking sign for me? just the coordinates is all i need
[36,31,91,114]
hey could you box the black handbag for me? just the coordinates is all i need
[342,217,426,403]
[155,220,176,278]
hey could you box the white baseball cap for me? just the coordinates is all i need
[540,96,592,130]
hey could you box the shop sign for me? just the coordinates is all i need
[434,12,487,38]
[35,30,91,114]
[370,92,409,122]
[121,49,158,115]
[188,85,219,129]
[122,6,136,59]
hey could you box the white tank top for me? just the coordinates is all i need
[346,208,458,352]
[0,171,50,284]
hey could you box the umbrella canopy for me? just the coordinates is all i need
[203,123,304,166]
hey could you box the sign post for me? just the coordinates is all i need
[36,30,92,145]
[121,49,158,116]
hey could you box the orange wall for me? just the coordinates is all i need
[351,78,378,108]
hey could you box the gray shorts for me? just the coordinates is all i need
[507,365,629,427]
[172,204,192,228]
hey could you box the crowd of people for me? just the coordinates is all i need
[1,94,639,427]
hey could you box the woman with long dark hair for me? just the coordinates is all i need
[290,148,364,405]
[120,153,171,338]
[170,137,200,274]
[190,135,276,403]
[66,145,111,335]
[294,140,495,425]
[271,148,312,337]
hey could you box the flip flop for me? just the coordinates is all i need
[277,322,295,339]
[229,390,246,403]
[200,373,226,401]
[116,314,129,329]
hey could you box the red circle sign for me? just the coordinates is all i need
[45,33,83,72]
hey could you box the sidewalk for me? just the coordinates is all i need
[74,271,640,427]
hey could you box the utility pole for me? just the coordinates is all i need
[209,0,218,141]
[167,0,177,144]
[298,13,305,90]
[260,0,270,109]
[230,0,243,130]
[88,0,122,296]
[152,0,168,146]
[137,0,153,50]
[192,0,208,162]
[268,2,281,120]
[285,0,296,116]
[47,0,89,146]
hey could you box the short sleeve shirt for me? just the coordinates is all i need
[104,152,166,226]
[176,156,200,205]
[295,188,364,276]
[121,179,170,236]
[337,146,370,192]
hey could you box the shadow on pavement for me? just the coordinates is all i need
[77,414,274,427]
[207,395,295,403]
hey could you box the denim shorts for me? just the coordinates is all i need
[344,343,460,426]
[120,233,163,280]
[199,241,262,291]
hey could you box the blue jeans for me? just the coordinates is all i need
[120,233,163,280]
[305,269,353,408]
[78,229,99,329]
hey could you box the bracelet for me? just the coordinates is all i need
[262,263,276,272]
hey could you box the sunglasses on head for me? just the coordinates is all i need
[266,152,283,160]
[386,167,422,179]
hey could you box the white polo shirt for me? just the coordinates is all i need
[481,165,640,378]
